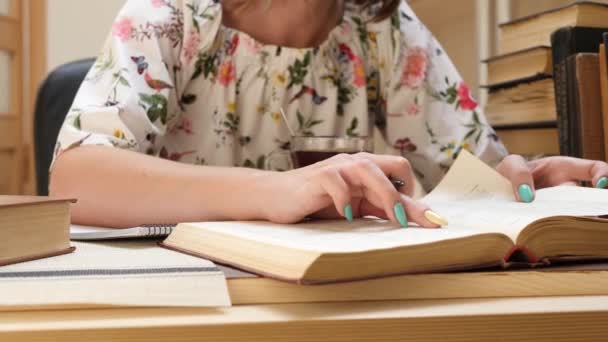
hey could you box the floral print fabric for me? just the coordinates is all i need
[53,0,507,191]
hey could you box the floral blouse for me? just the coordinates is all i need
[53,0,507,191]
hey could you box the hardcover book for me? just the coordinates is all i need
[162,151,608,284]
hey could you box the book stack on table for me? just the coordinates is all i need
[484,1,608,160]
[2,151,608,312]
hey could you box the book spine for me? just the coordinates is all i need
[566,56,582,158]
[551,28,573,156]
[603,35,608,161]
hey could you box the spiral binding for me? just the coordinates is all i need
[140,224,177,237]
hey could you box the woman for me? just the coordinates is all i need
[50,0,608,228]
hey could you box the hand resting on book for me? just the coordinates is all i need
[496,154,608,203]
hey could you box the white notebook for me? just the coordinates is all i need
[70,224,175,240]
[0,240,230,310]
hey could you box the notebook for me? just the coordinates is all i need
[70,224,175,240]
[0,240,230,310]
[161,150,608,284]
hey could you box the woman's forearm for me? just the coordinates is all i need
[49,146,272,227]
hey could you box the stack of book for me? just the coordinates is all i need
[4,151,608,311]
[484,1,608,160]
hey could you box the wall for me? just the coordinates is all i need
[409,0,479,93]
[46,0,125,71]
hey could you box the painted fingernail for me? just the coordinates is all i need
[344,204,353,222]
[393,202,408,228]
[424,210,448,227]
[518,184,534,203]
[596,177,608,189]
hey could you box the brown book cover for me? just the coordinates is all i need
[567,53,604,160]
[0,196,76,266]
[499,1,608,28]
[600,41,608,161]
[495,127,559,156]
[483,46,552,88]
[500,2,608,54]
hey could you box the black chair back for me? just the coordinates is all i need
[34,58,95,195]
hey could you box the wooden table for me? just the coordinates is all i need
[1,296,607,341]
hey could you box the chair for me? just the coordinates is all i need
[34,58,95,195]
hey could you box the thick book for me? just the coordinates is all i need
[566,53,605,160]
[500,1,608,54]
[224,264,608,304]
[0,196,75,266]
[495,127,559,156]
[485,78,556,127]
[551,26,608,156]
[600,38,608,161]
[161,151,608,284]
[0,240,230,309]
[484,46,552,88]
[70,224,176,240]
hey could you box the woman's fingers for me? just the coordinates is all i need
[310,153,445,228]
[496,155,535,203]
[353,152,416,197]
[528,157,608,188]
[317,168,353,221]
[358,196,442,228]
[339,158,406,226]
[312,153,416,196]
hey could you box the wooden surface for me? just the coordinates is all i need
[0,296,607,341]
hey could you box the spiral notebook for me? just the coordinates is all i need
[70,224,175,241]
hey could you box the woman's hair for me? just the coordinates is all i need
[354,0,400,22]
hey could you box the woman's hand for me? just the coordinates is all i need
[496,154,608,202]
[258,153,446,228]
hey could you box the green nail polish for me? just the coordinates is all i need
[596,177,608,189]
[344,204,353,222]
[518,184,534,203]
[393,202,408,228]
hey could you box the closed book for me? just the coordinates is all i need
[484,46,552,88]
[0,196,75,266]
[485,78,556,127]
[162,151,608,284]
[551,26,608,156]
[500,1,608,54]
[224,263,608,305]
[600,38,608,160]
[566,53,604,160]
[495,127,559,156]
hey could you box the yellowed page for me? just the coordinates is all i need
[183,219,498,254]
[423,150,608,240]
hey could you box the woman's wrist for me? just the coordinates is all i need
[192,166,279,222]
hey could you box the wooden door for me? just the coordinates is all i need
[0,0,23,194]
[0,0,46,195]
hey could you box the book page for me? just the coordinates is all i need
[186,219,503,253]
[423,151,608,240]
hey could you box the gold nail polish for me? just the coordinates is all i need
[424,210,448,227]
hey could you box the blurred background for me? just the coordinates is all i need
[0,0,605,195]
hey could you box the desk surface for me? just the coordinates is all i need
[2,296,607,342]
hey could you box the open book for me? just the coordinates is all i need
[161,151,608,284]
